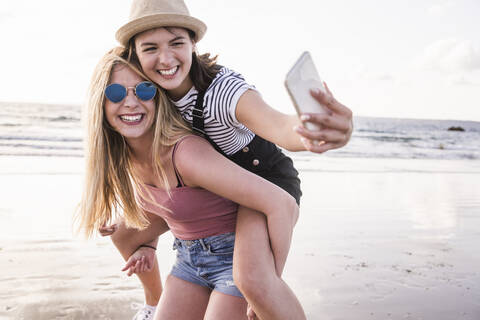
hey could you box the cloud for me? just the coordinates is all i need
[427,1,455,17]
[447,75,479,86]
[0,12,13,23]
[414,39,480,73]
[374,73,394,81]
[349,64,395,83]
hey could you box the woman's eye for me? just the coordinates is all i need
[143,47,156,52]
[171,42,184,47]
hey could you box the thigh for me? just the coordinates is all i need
[204,290,248,320]
[154,275,211,320]
[233,206,277,277]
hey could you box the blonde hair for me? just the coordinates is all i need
[76,47,191,238]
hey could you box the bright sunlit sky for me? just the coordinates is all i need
[1,0,479,121]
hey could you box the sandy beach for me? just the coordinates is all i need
[1,155,479,320]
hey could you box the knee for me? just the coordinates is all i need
[290,201,300,226]
[233,265,276,301]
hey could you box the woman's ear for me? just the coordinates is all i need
[191,37,197,52]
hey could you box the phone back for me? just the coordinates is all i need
[285,52,326,120]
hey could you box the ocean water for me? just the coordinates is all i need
[324,116,480,160]
[0,102,83,157]
[1,101,479,160]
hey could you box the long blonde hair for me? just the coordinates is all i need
[76,47,191,238]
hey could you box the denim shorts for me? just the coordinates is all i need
[170,232,243,297]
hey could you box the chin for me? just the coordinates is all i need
[161,78,184,91]
[155,72,188,92]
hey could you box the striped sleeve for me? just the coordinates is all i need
[206,69,256,127]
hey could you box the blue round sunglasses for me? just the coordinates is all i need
[104,81,157,103]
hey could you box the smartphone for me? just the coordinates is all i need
[285,51,326,130]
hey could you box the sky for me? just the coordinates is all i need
[0,0,479,121]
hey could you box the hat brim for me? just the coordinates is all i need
[116,13,207,46]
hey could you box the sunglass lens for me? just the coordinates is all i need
[105,84,126,103]
[136,82,157,101]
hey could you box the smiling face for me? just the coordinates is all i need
[104,64,156,144]
[134,27,195,100]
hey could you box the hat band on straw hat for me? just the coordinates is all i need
[116,0,207,46]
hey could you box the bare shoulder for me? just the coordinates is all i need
[173,135,218,182]
[174,135,213,160]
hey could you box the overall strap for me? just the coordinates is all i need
[192,91,206,136]
[191,89,227,157]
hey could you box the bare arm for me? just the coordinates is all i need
[236,90,304,151]
[175,136,299,273]
[108,212,169,276]
[236,83,353,153]
[110,211,169,259]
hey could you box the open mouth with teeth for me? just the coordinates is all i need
[157,66,179,78]
[119,113,144,124]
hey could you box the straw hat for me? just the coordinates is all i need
[116,0,207,46]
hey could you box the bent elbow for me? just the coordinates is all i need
[268,192,299,227]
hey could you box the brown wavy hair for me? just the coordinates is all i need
[125,27,222,93]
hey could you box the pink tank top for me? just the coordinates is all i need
[136,136,238,240]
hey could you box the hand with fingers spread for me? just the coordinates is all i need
[98,222,118,237]
[121,245,156,276]
[294,82,353,153]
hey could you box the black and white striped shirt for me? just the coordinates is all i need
[172,67,256,155]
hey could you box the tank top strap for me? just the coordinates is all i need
[171,135,199,187]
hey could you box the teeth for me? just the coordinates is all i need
[120,114,142,122]
[158,66,177,76]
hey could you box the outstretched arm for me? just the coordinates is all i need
[175,136,299,275]
[236,82,353,153]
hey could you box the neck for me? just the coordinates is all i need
[125,133,154,165]
[167,76,194,101]
[126,132,172,167]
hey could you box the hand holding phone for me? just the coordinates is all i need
[285,51,326,131]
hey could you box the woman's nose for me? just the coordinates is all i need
[157,49,173,66]
[123,88,139,108]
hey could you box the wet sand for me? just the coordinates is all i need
[0,156,479,319]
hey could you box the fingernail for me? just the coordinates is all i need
[300,114,310,121]
[293,125,301,132]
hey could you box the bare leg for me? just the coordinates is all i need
[154,275,210,320]
[203,291,248,320]
[110,214,169,306]
[233,206,306,320]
